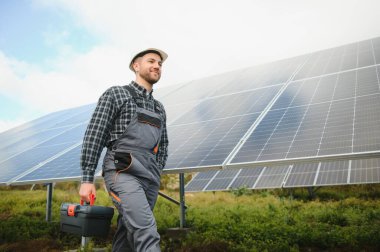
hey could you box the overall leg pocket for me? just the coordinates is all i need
[114,152,133,172]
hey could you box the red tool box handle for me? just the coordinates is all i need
[80,193,95,206]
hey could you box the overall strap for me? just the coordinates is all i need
[125,85,138,102]
[125,85,160,112]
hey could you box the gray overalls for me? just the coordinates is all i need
[103,86,163,252]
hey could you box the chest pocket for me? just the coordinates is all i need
[137,112,161,129]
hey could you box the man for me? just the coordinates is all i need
[79,48,169,251]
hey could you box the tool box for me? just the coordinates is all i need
[60,194,114,237]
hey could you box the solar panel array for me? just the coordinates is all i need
[0,36,379,191]
[185,37,380,191]
[186,158,380,192]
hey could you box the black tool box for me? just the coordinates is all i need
[60,196,114,237]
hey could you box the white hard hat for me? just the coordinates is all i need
[129,48,168,72]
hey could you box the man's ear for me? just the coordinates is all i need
[133,61,139,72]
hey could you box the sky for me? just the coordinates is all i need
[0,0,380,133]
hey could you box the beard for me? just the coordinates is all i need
[138,69,161,85]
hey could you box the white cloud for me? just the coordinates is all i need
[31,0,380,85]
[1,0,380,132]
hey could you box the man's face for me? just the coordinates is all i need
[133,53,162,85]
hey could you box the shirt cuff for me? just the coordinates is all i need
[81,170,95,183]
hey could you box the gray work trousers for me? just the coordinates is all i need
[104,170,161,252]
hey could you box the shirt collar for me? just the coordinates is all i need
[131,81,153,98]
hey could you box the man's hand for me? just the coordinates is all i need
[79,183,96,203]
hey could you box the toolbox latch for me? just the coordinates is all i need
[67,205,76,216]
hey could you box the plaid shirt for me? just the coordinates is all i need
[81,81,169,183]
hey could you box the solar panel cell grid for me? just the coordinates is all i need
[284,163,319,187]
[229,167,264,189]
[254,165,290,189]
[316,160,349,185]
[166,114,260,169]
[15,147,106,183]
[356,67,379,96]
[0,126,72,160]
[185,170,218,192]
[204,169,240,191]
[0,142,76,184]
[172,85,281,125]
[36,124,86,147]
[353,94,380,152]
[350,158,380,184]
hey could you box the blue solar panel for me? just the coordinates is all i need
[0,104,93,149]
[229,167,264,189]
[212,56,306,96]
[315,160,349,186]
[173,85,282,125]
[185,170,218,192]
[14,146,106,184]
[0,126,73,160]
[284,163,319,188]
[52,105,95,128]
[254,165,290,189]
[350,158,380,184]
[165,84,283,171]
[293,40,374,81]
[36,124,87,147]
[166,113,260,169]
[186,158,380,192]
[231,66,380,164]
[203,169,240,191]
[161,73,237,106]
[0,142,76,184]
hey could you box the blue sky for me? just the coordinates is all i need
[0,0,380,133]
[0,0,100,126]
[0,0,98,68]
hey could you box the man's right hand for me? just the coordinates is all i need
[79,183,97,203]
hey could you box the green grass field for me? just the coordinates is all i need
[1,182,380,252]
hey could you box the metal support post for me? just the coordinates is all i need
[179,173,186,228]
[81,237,90,249]
[46,183,53,222]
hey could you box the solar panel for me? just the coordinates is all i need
[185,157,380,192]
[229,167,264,189]
[283,163,319,188]
[161,72,237,106]
[0,126,73,160]
[253,165,290,189]
[203,169,240,191]
[36,124,87,147]
[165,83,284,171]
[13,147,106,185]
[211,56,306,96]
[0,104,94,148]
[51,106,95,128]
[230,66,380,165]
[315,160,349,186]
[350,158,380,184]
[0,142,77,185]
[186,37,380,192]
[165,113,260,170]
[185,170,219,192]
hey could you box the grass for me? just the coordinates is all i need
[0,183,380,251]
